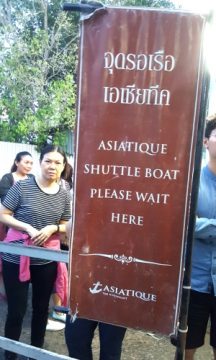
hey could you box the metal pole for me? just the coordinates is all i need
[173,68,210,360]
[63,2,104,14]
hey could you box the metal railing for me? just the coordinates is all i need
[0,242,75,360]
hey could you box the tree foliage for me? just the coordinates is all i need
[107,0,174,7]
[0,0,175,150]
[0,0,78,150]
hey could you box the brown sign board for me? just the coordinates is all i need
[69,7,205,335]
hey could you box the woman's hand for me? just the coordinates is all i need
[25,225,40,239]
[31,225,57,246]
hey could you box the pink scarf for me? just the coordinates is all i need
[1,228,68,306]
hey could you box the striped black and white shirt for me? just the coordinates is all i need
[2,177,71,265]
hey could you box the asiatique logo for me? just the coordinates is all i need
[89,281,157,302]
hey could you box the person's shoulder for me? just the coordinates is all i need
[1,173,13,181]
[60,179,70,191]
[59,185,69,195]
[23,176,35,185]
[0,173,14,200]
[202,165,215,179]
[0,173,13,186]
[17,176,35,188]
[59,183,71,199]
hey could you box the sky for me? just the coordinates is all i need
[173,0,216,13]
[173,0,216,114]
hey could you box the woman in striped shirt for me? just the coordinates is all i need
[0,145,71,360]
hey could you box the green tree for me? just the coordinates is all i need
[107,0,174,7]
[0,0,78,150]
[0,0,175,150]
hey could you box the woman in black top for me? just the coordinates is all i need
[0,151,33,202]
[0,151,33,241]
[0,145,71,360]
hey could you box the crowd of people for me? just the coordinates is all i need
[0,145,72,359]
[1,115,216,360]
[0,145,126,360]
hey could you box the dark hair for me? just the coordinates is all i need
[205,115,216,138]
[11,151,32,172]
[40,145,68,177]
[61,163,73,189]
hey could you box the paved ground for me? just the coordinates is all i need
[0,293,214,360]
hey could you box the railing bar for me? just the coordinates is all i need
[0,336,76,360]
[0,243,69,263]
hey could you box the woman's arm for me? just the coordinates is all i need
[59,220,70,246]
[31,190,71,246]
[30,221,69,246]
[66,218,72,238]
[0,204,38,237]
[0,204,65,246]
[58,220,68,234]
